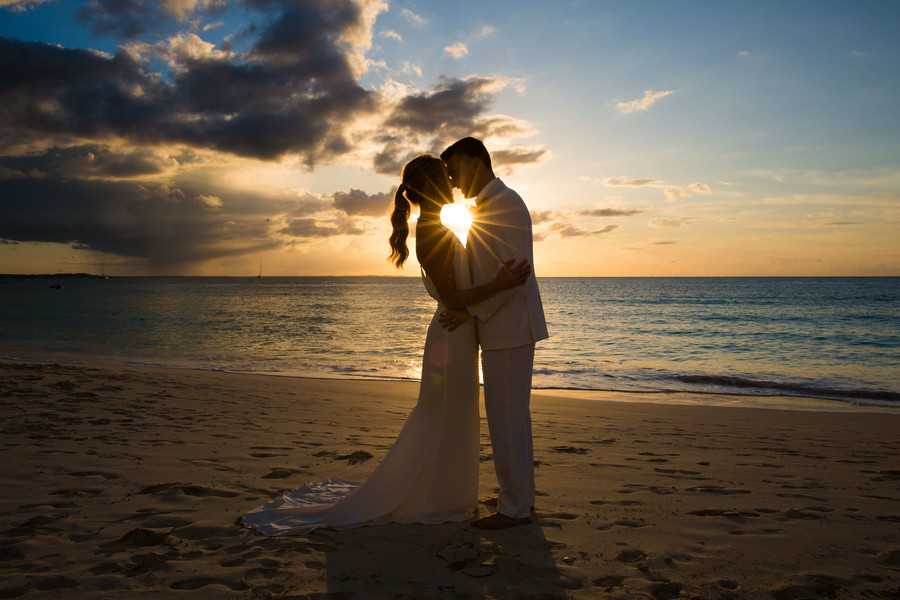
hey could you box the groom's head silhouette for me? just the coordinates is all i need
[441,137,495,200]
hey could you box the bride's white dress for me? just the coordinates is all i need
[242,233,480,536]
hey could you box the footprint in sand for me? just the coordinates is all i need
[651,581,684,600]
[50,488,103,498]
[551,446,588,454]
[173,525,234,541]
[770,574,847,600]
[128,551,176,574]
[728,528,783,535]
[66,470,120,480]
[263,468,299,479]
[596,519,647,531]
[777,492,827,501]
[618,484,676,496]
[783,509,825,520]
[594,574,627,589]
[875,515,900,523]
[590,499,642,507]
[33,576,80,592]
[545,512,579,521]
[685,486,750,495]
[102,527,171,548]
[138,483,240,498]
[170,577,249,592]
[616,548,647,563]
[688,509,760,518]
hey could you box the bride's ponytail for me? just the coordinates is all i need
[389,183,410,268]
[388,154,451,269]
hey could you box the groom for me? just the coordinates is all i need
[440,137,549,530]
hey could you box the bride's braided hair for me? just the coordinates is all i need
[389,154,451,268]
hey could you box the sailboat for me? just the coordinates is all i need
[257,258,262,279]
[99,257,108,279]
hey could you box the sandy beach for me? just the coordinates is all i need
[1,359,899,599]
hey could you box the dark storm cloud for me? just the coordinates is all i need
[333,188,393,217]
[370,77,545,175]
[385,77,495,134]
[0,145,174,179]
[0,0,542,268]
[78,0,224,39]
[0,167,320,266]
[0,0,376,164]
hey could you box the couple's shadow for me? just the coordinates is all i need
[312,513,580,598]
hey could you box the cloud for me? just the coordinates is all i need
[615,89,673,114]
[78,0,223,39]
[580,207,643,217]
[281,214,365,238]
[0,1,435,167]
[648,214,733,228]
[0,23,376,164]
[664,187,690,202]
[333,188,393,216]
[601,176,711,201]
[555,223,618,238]
[385,76,498,133]
[443,42,468,59]
[1,3,531,169]
[0,145,177,179]
[603,177,664,187]
[0,0,52,11]
[0,0,544,271]
[649,217,698,228]
[376,76,538,174]
[400,8,426,27]
[530,209,621,240]
[0,156,327,268]
[529,209,559,225]
[400,61,422,77]
[380,29,402,42]
[491,146,549,170]
[197,194,222,209]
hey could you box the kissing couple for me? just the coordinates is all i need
[243,137,548,534]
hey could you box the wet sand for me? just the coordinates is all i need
[1,359,899,599]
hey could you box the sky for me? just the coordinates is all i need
[0,0,898,277]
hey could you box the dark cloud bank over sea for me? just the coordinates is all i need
[0,0,545,271]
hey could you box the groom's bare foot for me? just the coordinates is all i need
[471,513,532,530]
[480,497,535,511]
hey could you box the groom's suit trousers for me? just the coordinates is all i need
[481,342,536,520]
[465,177,547,520]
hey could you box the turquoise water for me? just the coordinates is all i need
[1,276,897,407]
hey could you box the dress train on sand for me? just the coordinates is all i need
[242,234,479,536]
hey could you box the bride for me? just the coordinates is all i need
[242,154,530,535]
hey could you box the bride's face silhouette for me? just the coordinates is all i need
[405,157,453,211]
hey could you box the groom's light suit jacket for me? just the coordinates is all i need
[465,178,549,350]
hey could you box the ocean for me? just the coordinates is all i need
[1,276,898,410]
